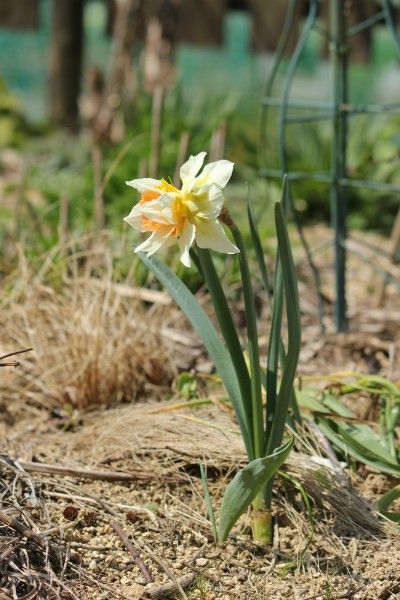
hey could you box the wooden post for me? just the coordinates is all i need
[0,0,39,29]
[49,0,84,131]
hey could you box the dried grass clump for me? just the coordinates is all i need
[0,239,174,410]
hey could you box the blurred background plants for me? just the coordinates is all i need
[2,0,400,273]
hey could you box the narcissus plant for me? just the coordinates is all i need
[124,155,301,545]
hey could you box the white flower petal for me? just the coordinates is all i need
[196,160,234,189]
[178,221,195,267]
[193,184,224,219]
[147,233,175,256]
[134,230,175,256]
[134,232,158,253]
[126,177,161,193]
[124,204,146,230]
[195,220,239,254]
[140,193,175,224]
[180,152,207,189]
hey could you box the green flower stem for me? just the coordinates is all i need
[265,256,283,447]
[248,195,301,425]
[196,247,254,459]
[266,204,301,456]
[228,221,264,460]
[251,492,273,544]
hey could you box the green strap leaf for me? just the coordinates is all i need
[200,464,218,541]
[138,252,253,458]
[218,437,294,542]
[317,419,400,477]
[247,196,272,308]
[266,254,283,441]
[248,191,300,428]
[318,418,400,468]
[378,485,400,523]
[267,201,301,455]
[196,247,254,455]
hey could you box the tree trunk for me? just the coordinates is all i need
[49,0,84,131]
[0,0,39,30]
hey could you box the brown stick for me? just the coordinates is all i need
[86,278,171,304]
[0,511,48,550]
[43,490,158,521]
[141,541,189,600]
[17,460,177,482]
[110,520,153,584]
[0,348,33,368]
[147,573,195,599]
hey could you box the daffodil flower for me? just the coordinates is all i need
[124,152,239,267]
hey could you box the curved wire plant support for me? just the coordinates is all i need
[259,0,298,162]
[260,0,400,332]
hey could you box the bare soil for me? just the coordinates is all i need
[1,224,400,599]
[1,402,399,599]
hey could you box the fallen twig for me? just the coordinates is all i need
[86,278,171,304]
[42,490,158,522]
[17,461,178,483]
[0,511,49,551]
[147,573,195,599]
[110,520,153,584]
[141,541,190,600]
[0,348,33,368]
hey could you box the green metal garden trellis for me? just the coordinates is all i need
[260,0,400,332]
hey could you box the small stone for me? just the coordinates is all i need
[88,559,97,572]
[195,557,208,567]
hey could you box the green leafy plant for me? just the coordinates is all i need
[298,373,400,522]
[126,153,301,543]
[298,374,400,478]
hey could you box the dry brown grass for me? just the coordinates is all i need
[0,234,174,411]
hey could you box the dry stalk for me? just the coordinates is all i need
[149,85,164,178]
[110,520,153,583]
[147,573,195,599]
[173,131,190,187]
[16,460,178,483]
[0,349,32,368]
